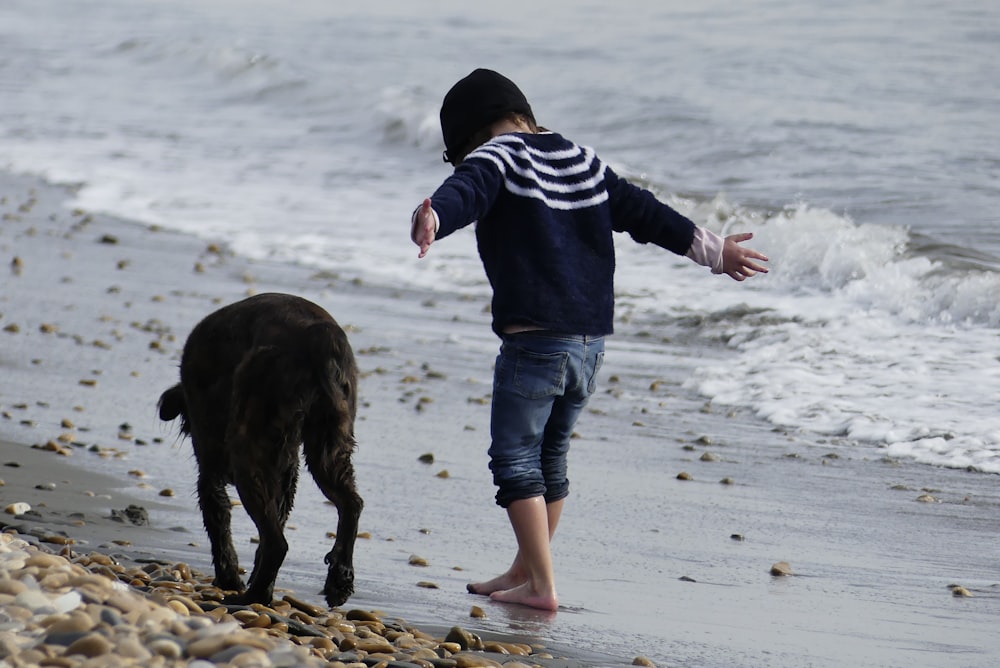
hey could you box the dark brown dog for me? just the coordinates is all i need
[158,293,362,607]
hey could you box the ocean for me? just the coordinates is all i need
[2,0,999,665]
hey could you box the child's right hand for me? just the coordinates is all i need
[411,198,438,258]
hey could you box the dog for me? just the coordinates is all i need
[158,292,363,607]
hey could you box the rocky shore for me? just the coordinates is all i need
[0,528,597,668]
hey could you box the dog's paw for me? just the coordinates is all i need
[323,565,355,608]
[213,574,246,593]
[223,584,275,607]
[323,587,353,608]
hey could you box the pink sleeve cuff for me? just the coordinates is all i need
[685,226,725,274]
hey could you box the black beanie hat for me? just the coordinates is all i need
[440,68,534,163]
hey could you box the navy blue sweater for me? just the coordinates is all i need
[429,131,696,336]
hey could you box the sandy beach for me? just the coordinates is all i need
[2,170,999,668]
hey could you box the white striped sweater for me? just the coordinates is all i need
[428,131,696,336]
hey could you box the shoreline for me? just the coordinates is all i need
[0,436,182,563]
[2,169,1000,667]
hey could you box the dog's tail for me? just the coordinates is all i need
[158,383,190,434]
[304,321,358,446]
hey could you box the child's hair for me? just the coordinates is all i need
[449,112,539,166]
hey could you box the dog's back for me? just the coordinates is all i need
[160,293,357,465]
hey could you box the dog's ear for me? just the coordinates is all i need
[158,384,191,436]
[158,384,185,421]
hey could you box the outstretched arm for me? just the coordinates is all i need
[721,232,769,281]
[410,198,439,258]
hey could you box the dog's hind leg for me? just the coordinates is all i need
[305,442,363,608]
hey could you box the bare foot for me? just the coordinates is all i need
[488,582,559,611]
[466,571,525,596]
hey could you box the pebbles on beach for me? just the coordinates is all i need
[0,531,562,667]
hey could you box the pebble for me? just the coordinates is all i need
[5,502,31,515]
[0,531,578,667]
[770,561,794,576]
[65,632,113,657]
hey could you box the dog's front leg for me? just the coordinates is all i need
[225,466,291,606]
[197,473,244,593]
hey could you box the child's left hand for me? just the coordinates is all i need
[722,233,769,281]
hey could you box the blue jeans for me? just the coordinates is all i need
[488,332,605,508]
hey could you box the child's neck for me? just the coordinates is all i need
[490,117,534,138]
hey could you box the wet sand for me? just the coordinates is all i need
[2,171,999,667]
[0,169,627,667]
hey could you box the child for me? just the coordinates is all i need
[410,68,768,611]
